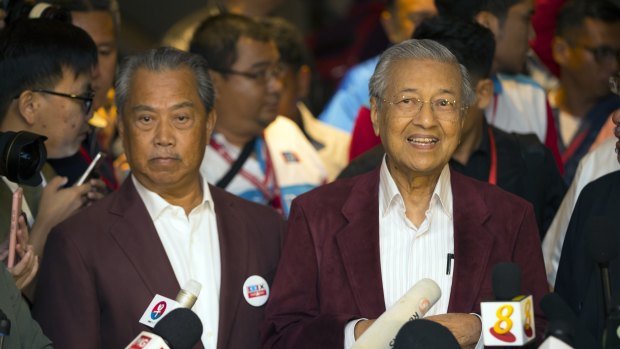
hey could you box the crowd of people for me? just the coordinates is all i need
[0,0,619,348]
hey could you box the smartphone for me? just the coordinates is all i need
[7,187,23,268]
[75,151,105,186]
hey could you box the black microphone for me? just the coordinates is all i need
[392,319,460,349]
[586,217,618,319]
[540,292,598,349]
[492,262,522,301]
[0,309,9,349]
[154,308,203,349]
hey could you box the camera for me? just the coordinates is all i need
[0,131,47,185]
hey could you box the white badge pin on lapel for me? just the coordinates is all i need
[242,275,270,307]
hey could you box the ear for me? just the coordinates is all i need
[475,79,494,110]
[552,36,570,66]
[206,109,217,138]
[296,65,311,100]
[370,97,381,136]
[16,90,39,126]
[475,11,500,37]
[380,10,400,44]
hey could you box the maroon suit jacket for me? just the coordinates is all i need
[33,178,285,349]
[262,168,549,348]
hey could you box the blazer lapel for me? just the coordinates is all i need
[448,170,495,313]
[336,169,386,318]
[210,187,249,349]
[107,179,180,299]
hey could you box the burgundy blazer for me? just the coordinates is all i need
[33,178,285,349]
[262,168,549,348]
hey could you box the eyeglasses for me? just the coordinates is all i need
[381,96,465,121]
[30,89,94,115]
[213,63,286,83]
[573,44,620,66]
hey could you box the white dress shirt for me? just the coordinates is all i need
[344,159,482,349]
[133,175,221,349]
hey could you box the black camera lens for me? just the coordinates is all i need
[0,131,47,186]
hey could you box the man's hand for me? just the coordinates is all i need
[425,313,482,349]
[86,178,107,205]
[8,215,39,290]
[354,319,376,340]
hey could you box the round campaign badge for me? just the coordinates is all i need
[242,275,270,307]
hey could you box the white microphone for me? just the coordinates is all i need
[176,279,201,309]
[124,332,169,349]
[352,278,442,349]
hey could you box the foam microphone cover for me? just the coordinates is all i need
[392,319,460,349]
[154,308,203,349]
[585,216,618,264]
[540,292,598,349]
[492,262,521,301]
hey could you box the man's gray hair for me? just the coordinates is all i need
[369,39,476,111]
[115,47,215,114]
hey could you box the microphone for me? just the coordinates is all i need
[176,279,201,309]
[585,217,619,349]
[539,292,598,349]
[154,308,203,349]
[126,308,203,349]
[0,309,9,349]
[392,319,460,349]
[352,278,441,349]
[481,262,536,346]
[139,280,202,328]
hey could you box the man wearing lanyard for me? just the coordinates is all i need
[190,13,327,217]
[339,17,566,237]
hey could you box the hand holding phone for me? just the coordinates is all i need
[8,187,23,268]
[75,151,105,186]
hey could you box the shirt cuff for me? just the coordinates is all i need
[344,318,367,349]
[470,313,484,349]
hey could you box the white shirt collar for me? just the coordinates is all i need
[379,156,453,218]
[132,174,213,221]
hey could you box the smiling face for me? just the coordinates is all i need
[119,67,215,194]
[371,58,465,180]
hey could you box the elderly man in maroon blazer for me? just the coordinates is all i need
[33,47,285,349]
[261,39,549,349]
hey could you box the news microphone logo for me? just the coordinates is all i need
[150,301,167,320]
[481,295,535,346]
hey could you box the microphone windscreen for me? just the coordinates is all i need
[491,262,521,301]
[154,308,203,349]
[585,216,618,264]
[393,319,460,349]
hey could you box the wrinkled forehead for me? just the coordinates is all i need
[384,58,462,96]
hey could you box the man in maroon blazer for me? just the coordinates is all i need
[33,47,285,349]
[262,39,549,348]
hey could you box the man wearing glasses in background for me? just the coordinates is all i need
[549,0,620,184]
[190,13,327,217]
[0,19,104,297]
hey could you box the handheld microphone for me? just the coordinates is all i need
[0,309,10,349]
[539,292,598,349]
[481,262,536,346]
[154,308,203,349]
[176,279,201,309]
[392,318,460,349]
[352,278,441,349]
[585,217,619,349]
[139,280,202,328]
[126,308,203,349]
